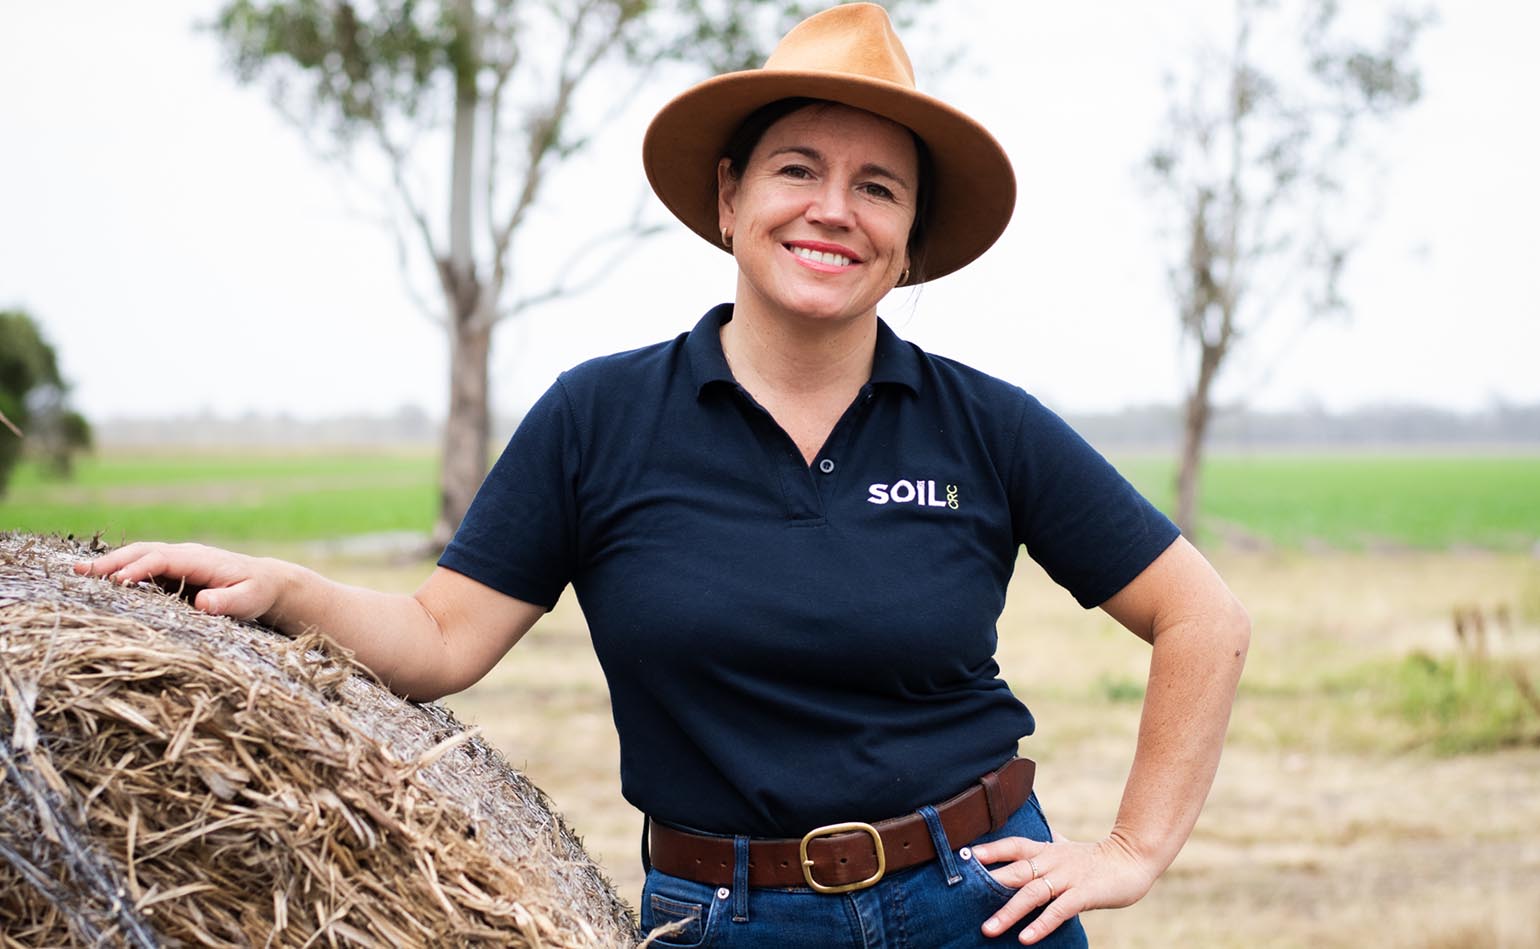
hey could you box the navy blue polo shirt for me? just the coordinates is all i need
[441,304,1178,838]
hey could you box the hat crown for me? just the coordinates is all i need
[762,3,916,89]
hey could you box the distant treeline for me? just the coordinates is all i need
[1069,402,1540,450]
[96,402,1540,450]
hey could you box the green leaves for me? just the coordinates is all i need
[0,310,92,490]
[211,0,457,134]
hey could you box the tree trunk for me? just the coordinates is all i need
[431,0,487,550]
[434,317,492,548]
[1175,341,1222,540]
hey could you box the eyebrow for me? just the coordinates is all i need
[766,146,912,192]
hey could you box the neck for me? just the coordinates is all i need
[722,295,878,399]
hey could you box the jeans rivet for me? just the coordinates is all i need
[717,887,730,900]
[959,847,972,861]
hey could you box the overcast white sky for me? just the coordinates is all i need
[2,1,1536,424]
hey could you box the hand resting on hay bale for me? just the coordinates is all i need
[0,532,639,947]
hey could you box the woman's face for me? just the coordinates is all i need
[717,103,919,327]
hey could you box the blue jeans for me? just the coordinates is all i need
[639,793,1089,947]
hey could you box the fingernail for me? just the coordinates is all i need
[985,918,1001,934]
[1022,926,1039,943]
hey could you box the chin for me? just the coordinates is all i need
[772,288,878,323]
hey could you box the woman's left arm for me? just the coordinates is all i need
[970,536,1250,944]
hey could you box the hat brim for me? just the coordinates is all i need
[643,71,1016,286]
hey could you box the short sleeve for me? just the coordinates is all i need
[437,377,581,608]
[1008,394,1179,608]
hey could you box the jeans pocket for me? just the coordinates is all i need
[961,848,1019,901]
[641,872,719,947]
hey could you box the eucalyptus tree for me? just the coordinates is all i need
[1145,0,1428,537]
[211,0,933,546]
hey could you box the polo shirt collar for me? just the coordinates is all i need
[685,304,923,397]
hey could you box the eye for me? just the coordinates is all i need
[860,182,896,201]
[777,164,813,179]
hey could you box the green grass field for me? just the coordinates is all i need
[0,449,437,543]
[1119,453,1540,551]
[2,448,1537,550]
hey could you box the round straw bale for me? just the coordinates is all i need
[0,532,638,947]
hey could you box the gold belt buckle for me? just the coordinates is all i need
[799,821,886,894]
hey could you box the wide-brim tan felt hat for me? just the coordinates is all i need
[643,2,1015,286]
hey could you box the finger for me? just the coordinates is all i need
[981,878,1052,938]
[987,859,1040,889]
[113,544,233,590]
[193,578,272,620]
[108,549,176,586]
[1021,887,1077,946]
[74,542,156,577]
[969,835,1046,866]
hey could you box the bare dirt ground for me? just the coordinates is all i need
[298,546,1540,948]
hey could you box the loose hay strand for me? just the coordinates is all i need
[0,532,638,947]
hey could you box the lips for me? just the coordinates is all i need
[784,241,861,270]
[791,246,851,267]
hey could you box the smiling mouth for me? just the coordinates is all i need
[787,244,856,268]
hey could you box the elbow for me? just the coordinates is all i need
[395,681,451,704]
[388,663,478,703]
[386,597,473,703]
[375,671,451,704]
[396,665,479,704]
[385,662,474,708]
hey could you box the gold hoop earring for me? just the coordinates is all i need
[721,228,733,249]
[899,266,910,285]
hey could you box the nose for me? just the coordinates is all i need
[804,180,854,228]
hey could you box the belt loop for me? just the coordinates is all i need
[980,769,1006,830]
[918,805,962,886]
[732,835,750,922]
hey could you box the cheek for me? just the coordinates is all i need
[873,203,916,247]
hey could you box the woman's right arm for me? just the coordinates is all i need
[74,543,544,701]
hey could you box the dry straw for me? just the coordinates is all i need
[0,532,638,947]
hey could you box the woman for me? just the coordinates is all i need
[78,5,1249,946]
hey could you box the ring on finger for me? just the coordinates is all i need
[1042,876,1056,900]
[1027,858,1040,881]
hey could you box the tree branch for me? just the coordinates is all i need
[387,213,448,327]
[0,409,21,439]
[484,0,637,329]
[482,24,521,300]
[369,116,442,269]
[502,195,668,319]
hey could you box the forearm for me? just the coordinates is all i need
[1110,600,1250,878]
[79,543,539,703]
[973,539,1250,942]
[258,559,458,700]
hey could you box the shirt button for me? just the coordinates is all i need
[818,458,835,474]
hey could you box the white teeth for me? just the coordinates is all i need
[791,246,851,267]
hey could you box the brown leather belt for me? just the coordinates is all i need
[647,757,1034,893]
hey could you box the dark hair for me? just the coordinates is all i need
[721,97,934,283]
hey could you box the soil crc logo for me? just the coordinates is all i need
[865,480,959,510]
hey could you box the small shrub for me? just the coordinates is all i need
[1384,650,1540,753]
